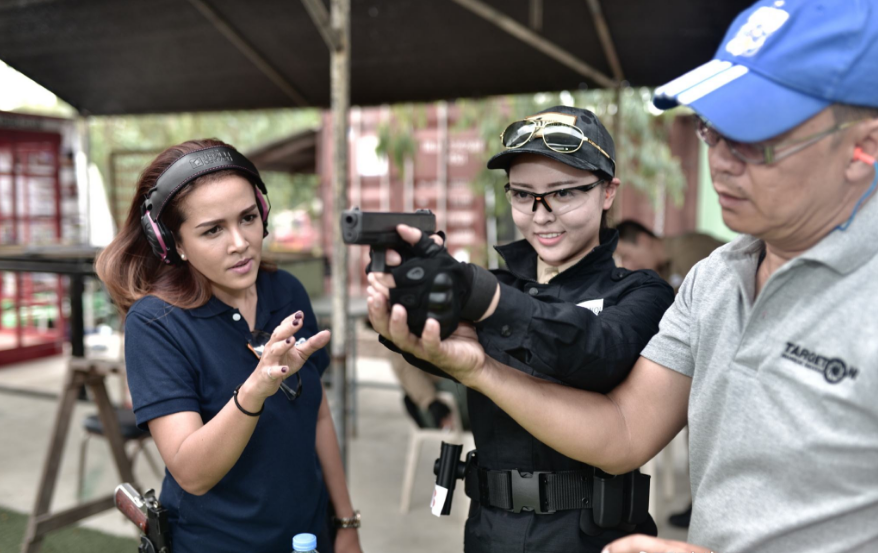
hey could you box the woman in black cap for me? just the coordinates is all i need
[367,106,674,552]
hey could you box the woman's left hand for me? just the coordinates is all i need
[334,528,362,553]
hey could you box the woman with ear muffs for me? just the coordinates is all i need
[97,139,361,553]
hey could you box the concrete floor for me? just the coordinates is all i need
[0,332,690,552]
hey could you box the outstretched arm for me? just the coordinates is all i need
[368,288,690,474]
[474,274,673,391]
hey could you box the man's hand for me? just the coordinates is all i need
[603,534,715,553]
[366,285,491,389]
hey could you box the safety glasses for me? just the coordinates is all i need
[504,180,604,214]
[696,117,865,165]
[248,329,302,402]
[500,118,614,161]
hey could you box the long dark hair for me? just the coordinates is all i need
[96,138,275,316]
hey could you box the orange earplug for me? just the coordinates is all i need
[853,147,877,165]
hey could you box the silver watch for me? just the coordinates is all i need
[332,510,361,529]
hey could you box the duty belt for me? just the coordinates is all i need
[464,463,593,515]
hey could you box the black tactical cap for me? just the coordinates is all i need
[487,105,616,180]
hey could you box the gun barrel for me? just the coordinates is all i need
[114,483,149,533]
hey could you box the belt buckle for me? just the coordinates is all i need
[509,470,555,515]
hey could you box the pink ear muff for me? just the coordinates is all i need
[147,214,171,264]
[853,147,877,165]
[254,187,270,237]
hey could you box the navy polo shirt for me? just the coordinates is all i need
[125,269,331,553]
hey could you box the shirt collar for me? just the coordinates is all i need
[495,229,619,283]
[798,193,878,274]
[536,253,586,284]
[718,194,878,276]
[188,270,277,319]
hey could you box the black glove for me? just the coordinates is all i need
[389,232,465,339]
[364,231,446,275]
[388,232,497,339]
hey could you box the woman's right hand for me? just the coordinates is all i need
[242,311,331,402]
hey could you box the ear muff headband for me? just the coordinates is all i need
[141,146,270,263]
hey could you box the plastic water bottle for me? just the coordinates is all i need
[292,533,318,553]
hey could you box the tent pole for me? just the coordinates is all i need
[189,0,309,106]
[329,0,351,469]
[450,0,616,88]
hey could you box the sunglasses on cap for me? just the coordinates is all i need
[500,118,614,161]
[248,329,303,402]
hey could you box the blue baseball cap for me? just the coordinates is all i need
[653,0,878,142]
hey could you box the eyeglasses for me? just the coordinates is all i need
[500,118,615,162]
[696,117,865,165]
[248,329,302,402]
[504,180,604,214]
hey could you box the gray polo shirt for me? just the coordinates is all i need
[642,197,878,553]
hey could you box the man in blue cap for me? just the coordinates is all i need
[368,1,878,552]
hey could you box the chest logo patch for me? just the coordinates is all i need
[577,298,604,316]
[782,342,858,384]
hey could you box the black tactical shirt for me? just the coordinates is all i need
[392,229,674,553]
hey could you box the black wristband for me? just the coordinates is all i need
[460,264,498,321]
[233,383,264,416]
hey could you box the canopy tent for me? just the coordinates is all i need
[0,0,749,114]
[246,127,319,173]
[3,3,754,550]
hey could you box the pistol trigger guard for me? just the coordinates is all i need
[370,249,387,273]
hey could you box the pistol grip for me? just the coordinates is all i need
[114,487,148,533]
[370,248,387,273]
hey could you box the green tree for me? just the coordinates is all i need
[377,91,687,248]
[458,88,686,210]
[374,104,429,186]
[88,109,323,224]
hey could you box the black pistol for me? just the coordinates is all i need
[115,483,172,553]
[340,207,437,272]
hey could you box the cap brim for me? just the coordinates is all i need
[487,147,607,178]
[654,60,830,142]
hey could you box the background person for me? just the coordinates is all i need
[614,220,724,291]
[390,355,456,430]
[367,106,674,553]
[97,139,361,553]
[367,1,878,552]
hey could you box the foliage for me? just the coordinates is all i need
[457,88,686,207]
[87,109,323,218]
[374,104,429,174]
[376,90,687,242]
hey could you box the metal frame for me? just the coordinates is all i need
[187,0,310,106]
[449,0,617,89]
